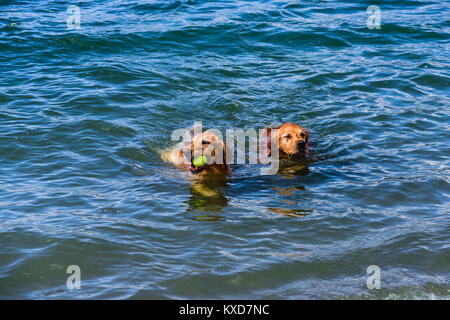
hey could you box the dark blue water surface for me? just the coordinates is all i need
[0,0,449,299]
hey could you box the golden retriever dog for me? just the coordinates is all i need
[265,122,310,159]
[162,130,229,176]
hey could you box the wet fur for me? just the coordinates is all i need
[161,130,229,177]
[265,122,310,159]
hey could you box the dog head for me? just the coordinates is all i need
[270,122,309,159]
[188,130,228,175]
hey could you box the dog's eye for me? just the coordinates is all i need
[301,132,305,138]
[202,140,210,145]
[284,134,292,139]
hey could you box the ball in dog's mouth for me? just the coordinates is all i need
[190,163,207,174]
[190,155,207,174]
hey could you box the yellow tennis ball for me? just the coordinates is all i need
[192,155,207,167]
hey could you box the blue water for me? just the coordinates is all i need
[0,0,449,299]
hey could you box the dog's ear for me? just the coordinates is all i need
[266,128,281,157]
[304,128,310,144]
[221,140,228,165]
[210,138,227,165]
[181,140,191,152]
[270,128,280,156]
[258,128,272,157]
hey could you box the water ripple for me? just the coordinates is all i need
[0,0,449,299]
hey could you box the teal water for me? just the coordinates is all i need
[0,0,449,299]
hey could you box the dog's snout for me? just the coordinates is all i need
[297,140,306,148]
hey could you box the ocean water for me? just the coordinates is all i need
[0,0,449,299]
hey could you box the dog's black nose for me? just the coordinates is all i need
[297,140,306,149]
